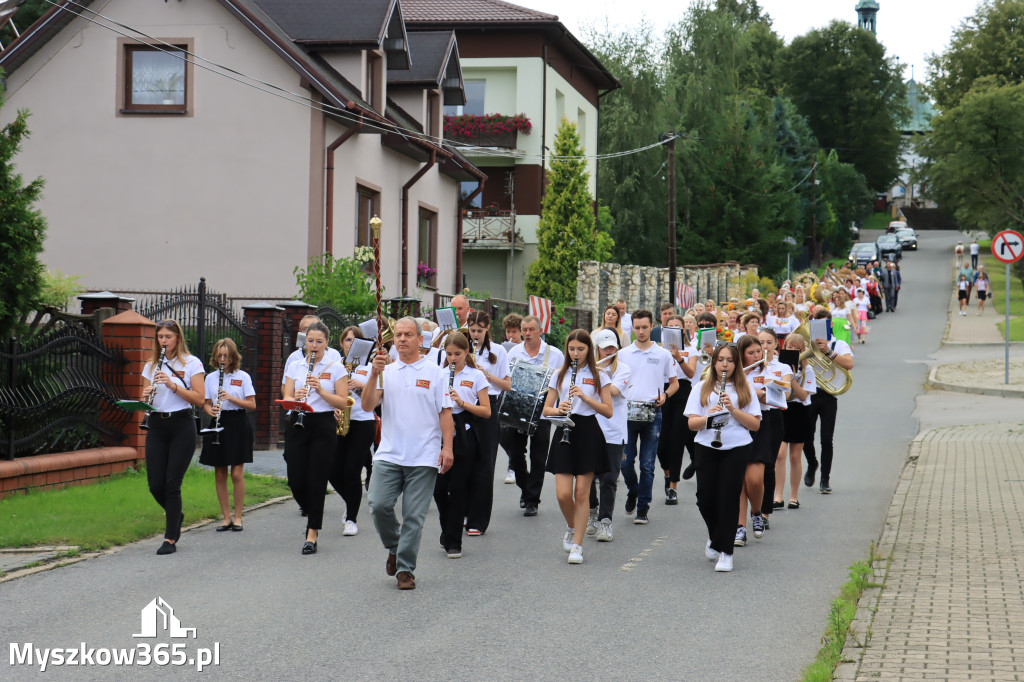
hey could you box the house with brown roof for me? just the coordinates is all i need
[0,0,483,302]
[403,0,618,300]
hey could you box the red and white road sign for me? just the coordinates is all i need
[992,229,1024,264]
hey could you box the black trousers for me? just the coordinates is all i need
[589,443,624,521]
[658,382,693,481]
[285,411,336,531]
[804,391,838,483]
[435,415,478,550]
[145,412,196,542]
[466,394,500,532]
[760,409,784,516]
[694,443,749,555]
[330,419,374,524]
[500,420,551,506]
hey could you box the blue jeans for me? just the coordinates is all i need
[368,461,437,576]
[621,410,662,512]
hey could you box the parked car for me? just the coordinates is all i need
[875,233,903,261]
[895,227,918,250]
[887,220,907,234]
[849,242,880,267]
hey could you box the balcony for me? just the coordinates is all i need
[444,114,531,151]
[462,209,524,250]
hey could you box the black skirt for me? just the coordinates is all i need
[748,408,782,465]
[198,410,253,467]
[546,414,608,475]
[782,402,810,444]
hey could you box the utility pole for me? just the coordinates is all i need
[666,133,677,309]
[811,162,819,267]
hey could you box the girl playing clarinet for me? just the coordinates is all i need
[199,338,255,532]
[141,319,206,556]
[435,332,490,558]
[684,344,761,572]
[542,330,613,565]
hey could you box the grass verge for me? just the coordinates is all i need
[0,464,291,551]
[801,544,884,681]
[978,241,1024,341]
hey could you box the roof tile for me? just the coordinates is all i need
[402,0,557,24]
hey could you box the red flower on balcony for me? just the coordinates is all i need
[443,113,533,139]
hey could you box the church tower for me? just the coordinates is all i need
[857,0,879,33]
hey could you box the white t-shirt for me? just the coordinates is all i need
[283,347,341,385]
[977,277,989,292]
[790,365,817,406]
[970,242,980,255]
[475,342,511,396]
[829,302,849,319]
[447,365,488,415]
[771,315,799,335]
[507,341,564,372]
[854,296,870,312]
[204,369,254,410]
[286,357,348,413]
[347,363,375,421]
[619,343,675,402]
[597,363,631,445]
[684,381,761,449]
[749,359,792,412]
[143,354,205,413]
[548,364,604,417]
[375,358,452,468]
[621,313,632,335]
[958,280,968,291]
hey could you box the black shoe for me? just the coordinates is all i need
[625,491,637,515]
[231,523,243,532]
[519,499,527,509]
[216,523,234,532]
[156,541,176,555]
[300,508,308,517]
[681,464,695,480]
[804,460,818,488]
[302,540,318,555]
[664,477,671,497]
[665,489,678,505]
[440,532,446,549]
[820,481,832,495]
[634,508,649,524]
[772,500,785,509]
[523,504,538,517]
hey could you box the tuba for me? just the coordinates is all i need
[791,318,853,396]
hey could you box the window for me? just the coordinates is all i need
[460,181,482,208]
[356,185,380,248]
[365,52,382,111]
[418,208,438,288]
[444,79,485,116]
[123,45,189,113]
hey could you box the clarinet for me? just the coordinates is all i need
[711,370,727,448]
[140,346,166,431]
[295,351,316,429]
[449,361,457,391]
[559,359,579,444]
[212,363,225,445]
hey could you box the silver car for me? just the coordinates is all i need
[895,227,918,250]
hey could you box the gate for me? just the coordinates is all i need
[0,325,130,460]
[137,278,258,379]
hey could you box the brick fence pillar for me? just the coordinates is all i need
[243,304,285,450]
[79,291,136,316]
[281,300,316,349]
[101,311,157,454]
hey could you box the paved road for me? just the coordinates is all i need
[0,231,962,680]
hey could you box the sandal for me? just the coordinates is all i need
[788,501,800,509]
[772,500,785,509]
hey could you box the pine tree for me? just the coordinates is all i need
[0,89,47,339]
[525,119,611,303]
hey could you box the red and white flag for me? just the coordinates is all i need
[529,295,553,334]
[675,281,696,309]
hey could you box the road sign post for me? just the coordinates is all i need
[991,229,1024,385]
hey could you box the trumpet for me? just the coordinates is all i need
[140,346,166,431]
[791,318,853,396]
[711,370,727,448]
[559,360,579,444]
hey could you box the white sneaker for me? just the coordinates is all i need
[504,469,516,484]
[705,539,720,561]
[568,544,583,564]
[563,528,575,552]
[596,518,614,542]
[585,509,598,536]
[343,520,358,536]
[715,552,734,572]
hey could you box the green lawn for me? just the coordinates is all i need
[863,211,892,233]
[977,241,1024,341]
[0,465,291,551]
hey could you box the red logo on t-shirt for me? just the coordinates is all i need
[772,371,781,377]
[231,379,243,387]
[582,377,595,385]
[460,380,474,388]
[356,369,368,376]
[416,379,431,389]
[753,376,765,385]
[320,373,331,380]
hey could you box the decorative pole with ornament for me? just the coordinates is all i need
[370,215,385,388]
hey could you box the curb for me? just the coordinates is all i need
[925,365,1024,398]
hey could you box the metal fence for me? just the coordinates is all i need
[136,278,258,380]
[0,324,130,460]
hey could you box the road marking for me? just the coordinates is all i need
[620,536,669,571]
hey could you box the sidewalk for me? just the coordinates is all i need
[943,289,1007,345]
[840,273,1024,680]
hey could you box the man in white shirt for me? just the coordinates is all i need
[969,238,980,269]
[618,310,678,524]
[616,299,632,337]
[500,315,564,517]
[802,307,854,495]
[363,318,454,590]
[452,294,471,328]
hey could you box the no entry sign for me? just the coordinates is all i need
[992,229,1024,264]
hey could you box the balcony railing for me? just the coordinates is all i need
[462,210,523,249]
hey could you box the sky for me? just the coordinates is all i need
[516,0,982,84]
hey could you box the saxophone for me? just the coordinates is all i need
[337,358,356,436]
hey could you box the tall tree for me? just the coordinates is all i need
[0,89,47,339]
[775,20,908,191]
[927,0,1024,112]
[525,119,611,303]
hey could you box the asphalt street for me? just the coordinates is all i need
[0,230,961,680]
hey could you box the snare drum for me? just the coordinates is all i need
[626,400,657,423]
[498,361,555,436]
